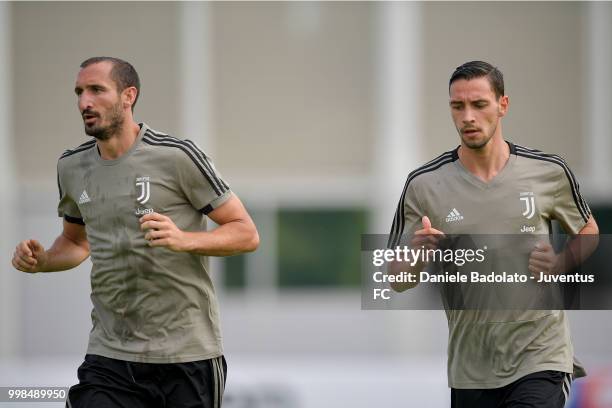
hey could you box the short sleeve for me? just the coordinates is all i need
[176,140,232,214]
[388,179,424,248]
[551,164,591,235]
[57,160,84,224]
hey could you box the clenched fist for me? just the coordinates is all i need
[12,240,48,273]
[528,242,561,277]
[140,212,189,252]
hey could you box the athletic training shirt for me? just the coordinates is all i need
[57,123,231,363]
[388,142,590,389]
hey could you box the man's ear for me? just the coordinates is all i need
[498,95,509,117]
[123,86,138,110]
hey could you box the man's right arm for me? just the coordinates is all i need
[12,220,90,273]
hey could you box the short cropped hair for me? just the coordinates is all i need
[80,56,141,111]
[449,61,504,99]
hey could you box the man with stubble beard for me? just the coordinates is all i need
[11,57,259,408]
[388,61,599,407]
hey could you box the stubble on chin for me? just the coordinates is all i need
[85,124,112,141]
[84,106,124,141]
[462,137,491,150]
[459,127,496,150]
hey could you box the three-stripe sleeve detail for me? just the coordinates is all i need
[182,138,230,191]
[58,140,97,207]
[57,171,63,199]
[58,140,96,200]
[514,145,590,223]
[59,139,96,160]
[388,151,456,248]
[143,130,228,197]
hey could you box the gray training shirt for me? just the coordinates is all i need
[57,123,231,363]
[388,142,590,389]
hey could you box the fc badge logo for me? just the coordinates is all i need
[520,191,535,219]
[136,176,151,204]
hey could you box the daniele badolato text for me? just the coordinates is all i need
[369,245,594,301]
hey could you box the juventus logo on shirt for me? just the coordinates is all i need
[520,191,535,219]
[136,176,151,204]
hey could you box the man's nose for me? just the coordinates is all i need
[462,107,476,123]
[78,94,93,112]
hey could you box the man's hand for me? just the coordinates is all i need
[12,240,48,273]
[11,221,89,273]
[411,216,446,250]
[140,212,187,252]
[528,242,561,277]
[139,195,258,257]
[389,216,445,292]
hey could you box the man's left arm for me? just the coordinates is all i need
[529,215,599,276]
[139,193,259,256]
[529,159,601,276]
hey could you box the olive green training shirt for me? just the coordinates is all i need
[57,123,231,363]
[388,142,591,389]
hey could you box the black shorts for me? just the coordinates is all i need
[451,370,573,408]
[66,354,227,408]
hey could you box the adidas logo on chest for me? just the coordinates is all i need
[78,190,91,204]
[445,208,464,223]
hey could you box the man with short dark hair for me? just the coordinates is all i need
[11,56,259,408]
[388,61,599,407]
[80,56,142,112]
